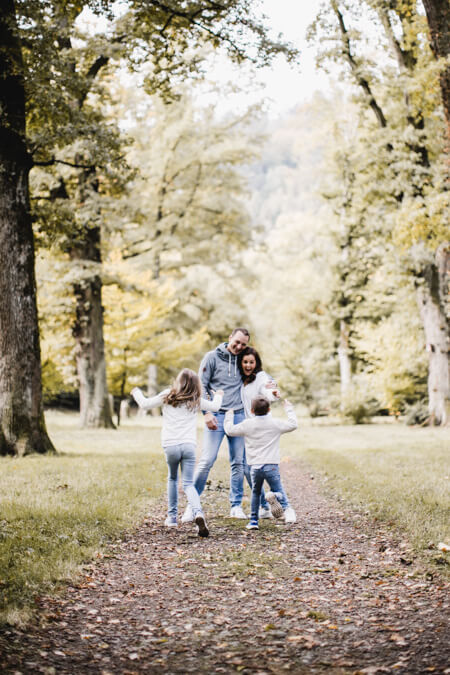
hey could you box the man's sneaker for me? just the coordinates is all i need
[195,513,209,538]
[284,506,297,523]
[181,505,194,523]
[164,516,177,528]
[266,492,284,519]
[246,520,259,530]
[230,505,247,519]
[259,507,273,519]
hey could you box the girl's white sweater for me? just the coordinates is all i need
[131,388,223,447]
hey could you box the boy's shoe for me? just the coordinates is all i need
[164,516,177,528]
[246,520,259,530]
[259,507,273,519]
[195,513,209,538]
[230,505,247,519]
[284,507,297,523]
[266,491,284,519]
[181,505,194,523]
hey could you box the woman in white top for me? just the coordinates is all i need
[238,347,279,518]
[131,369,223,537]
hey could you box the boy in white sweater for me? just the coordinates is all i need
[224,396,297,530]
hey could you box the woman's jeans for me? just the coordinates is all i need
[164,443,202,518]
[250,464,289,521]
[194,411,246,507]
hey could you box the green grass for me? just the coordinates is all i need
[0,411,167,625]
[1,412,449,624]
[282,421,450,562]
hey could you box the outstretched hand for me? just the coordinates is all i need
[204,411,218,430]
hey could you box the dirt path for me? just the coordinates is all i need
[1,459,448,674]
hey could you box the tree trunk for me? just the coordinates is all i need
[416,244,450,426]
[338,320,352,402]
[147,364,160,417]
[0,0,55,456]
[422,0,450,140]
[70,225,115,429]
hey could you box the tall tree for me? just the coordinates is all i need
[1,0,298,448]
[422,0,450,140]
[0,1,54,455]
[309,0,449,424]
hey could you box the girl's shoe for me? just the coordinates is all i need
[194,513,209,538]
[164,516,177,528]
[284,507,296,523]
[246,520,259,530]
[265,492,284,519]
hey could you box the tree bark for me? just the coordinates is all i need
[70,224,115,429]
[338,320,352,402]
[0,0,55,455]
[416,243,450,426]
[422,0,450,141]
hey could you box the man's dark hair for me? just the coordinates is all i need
[252,396,270,416]
[230,327,250,339]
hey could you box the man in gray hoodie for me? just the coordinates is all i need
[182,328,252,520]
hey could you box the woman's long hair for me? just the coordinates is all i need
[238,346,263,384]
[164,368,202,410]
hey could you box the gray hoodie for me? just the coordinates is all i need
[199,342,243,411]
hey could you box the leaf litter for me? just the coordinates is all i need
[0,460,448,674]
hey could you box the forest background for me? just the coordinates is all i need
[0,0,449,458]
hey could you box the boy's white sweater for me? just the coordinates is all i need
[224,404,297,465]
[131,388,222,447]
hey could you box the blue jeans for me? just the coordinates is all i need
[194,411,246,507]
[244,454,269,510]
[164,443,202,519]
[250,464,289,521]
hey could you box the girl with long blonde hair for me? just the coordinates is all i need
[132,369,223,536]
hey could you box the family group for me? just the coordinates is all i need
[131,328,298,537]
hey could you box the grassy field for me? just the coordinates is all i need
[0,411,448,625]
[0,411,167,625]
[282,421,450,557]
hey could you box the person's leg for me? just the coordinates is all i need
[193,417,225,496]
[244,451,270,513]
[264,465,290,513]
[250,467,264,522]
[164,445,182,521]
[180,444,202,515]
[227,410,246,508]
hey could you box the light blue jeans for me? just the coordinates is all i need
[164,443,203,519]
[250,464,289,522]
[194,411,246,507]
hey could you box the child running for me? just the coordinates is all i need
[224,395,297,530]
[131,369,223,537]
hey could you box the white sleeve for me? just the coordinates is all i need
[201,392,223,412]
[275,404,298,433]
[224,410,250,437]
[131,387,167,411]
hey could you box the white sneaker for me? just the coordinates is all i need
[181,505,194,523]
[284,506,297,523]
[230,505,247,519]
[265,492,284,519]
[194,513,209,538]
[164,516,177,528]
[259,507,273,519]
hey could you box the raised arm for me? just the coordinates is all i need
[224,410,249,437]
[201,390,223,412]
[275,400,298,433]
[131,387,166,411]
